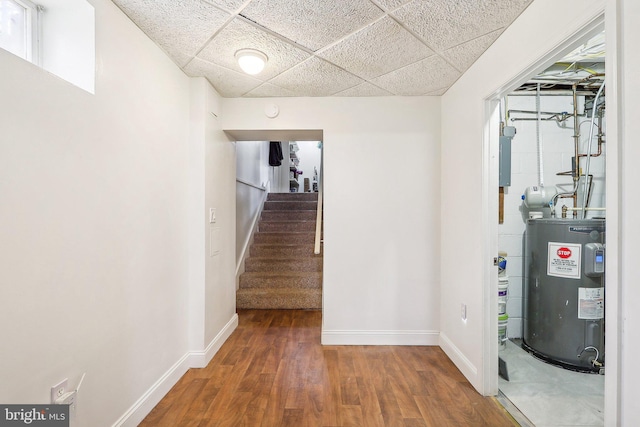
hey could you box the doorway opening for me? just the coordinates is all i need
[233,132,324,312]
[485,19,611,427]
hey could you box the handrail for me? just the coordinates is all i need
[236,178,266,192]
[314,149,323,255]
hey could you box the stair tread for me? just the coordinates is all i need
[236,288,322,309]
[238,192,322,310]
[241,271,322,277]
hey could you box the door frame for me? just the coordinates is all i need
[481,11,619,424]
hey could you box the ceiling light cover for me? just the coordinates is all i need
[235,49,268,75]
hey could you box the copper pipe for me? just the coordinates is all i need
[572,83,580,217]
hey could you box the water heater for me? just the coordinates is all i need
[523,218,605,373]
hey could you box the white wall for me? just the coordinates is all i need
[203,83,237,347]
[295,141,321,191]
[0,1,236,425]
[189,78,238,356]
[221,97,442,345]
[236,141,269,264]
[440,0,606,395]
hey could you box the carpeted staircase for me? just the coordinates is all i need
[236,192,322,309]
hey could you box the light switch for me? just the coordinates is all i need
[209,208,216,224]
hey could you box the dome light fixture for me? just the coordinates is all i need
[235,49,268,75]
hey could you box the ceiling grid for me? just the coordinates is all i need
[112,0,534,97]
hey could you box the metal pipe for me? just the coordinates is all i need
[564,207,606,211]
[536,84,544,187]
[510,114,572,123]
[578,105,605,158]
[572,83,580,217]
[508,109,578,115]
[581,82,606,218]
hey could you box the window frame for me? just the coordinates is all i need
[0,0,41,63]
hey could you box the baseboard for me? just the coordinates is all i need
[321,329,439,345]
[112,352,191,427]
[112,313,238,427]
[188,313,239,368]
[439,332,478,380]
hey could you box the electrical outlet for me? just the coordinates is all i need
[461,303,467,321]
[51,379,67,403]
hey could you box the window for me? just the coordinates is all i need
[1,0,95,93]
[0,0,39,62]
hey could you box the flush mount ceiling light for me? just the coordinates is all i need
[235,49,268,75]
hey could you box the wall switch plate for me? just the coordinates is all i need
[51,379,67,403]
[209,208,216,224]
[461,304,467,321]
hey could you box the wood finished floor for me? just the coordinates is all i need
[140,310,517,427]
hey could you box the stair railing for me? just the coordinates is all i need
[314,149,323,255]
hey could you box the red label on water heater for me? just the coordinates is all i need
[557,247,572,259]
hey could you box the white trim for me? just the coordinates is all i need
[603,1,622,425]
[482,99,501,396]
[112,353,191,427]
[235,183,269,280]
[480,9,605,396]
[112,313,238,427]
[439,332,478,379]
[189,313,239,368]
[321,329,439,346]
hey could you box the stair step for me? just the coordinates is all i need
[244,257,322,272]
[258,220,315,233]
[263,201,318,211]
[261,210,316,221]
[236,288,322,309]
[253,232,316,245]
[267,193,318,202]
[250,243,316,258]
[237,191,323,310]
[239,271,322,289]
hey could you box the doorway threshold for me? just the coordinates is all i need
[497,390,535,427]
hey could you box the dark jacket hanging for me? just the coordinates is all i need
[269,141,284,166]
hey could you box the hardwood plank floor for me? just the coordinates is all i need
[140,310,517,427]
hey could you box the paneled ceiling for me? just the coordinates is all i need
[112,0,533,97]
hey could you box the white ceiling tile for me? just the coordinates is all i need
[113,0,532,97]
[334,82,393,97]
[269,57,364,96]
[113,0,231,66]
[240,0,384,51]
[392,0,533,51]
[442,29,503,72]
[318,16,433,80]
[243,83,298,97]
[197,18,311,81]
[184,57,262,97]
[372,0,413,11]
[203,0,248,13]
[372,55,460,95]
